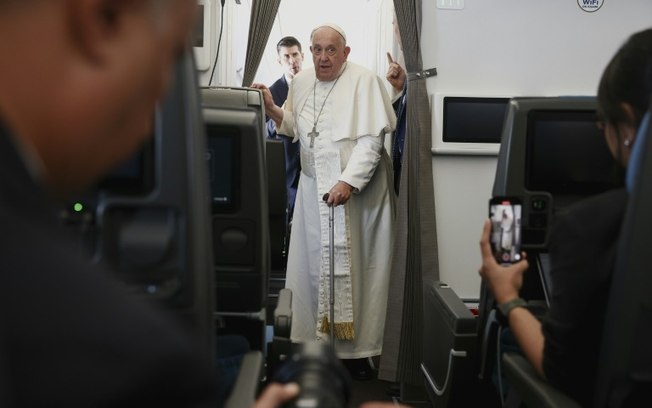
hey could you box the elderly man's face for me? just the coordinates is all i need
[310,27,350,82]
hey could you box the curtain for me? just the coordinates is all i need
[379,0,439,387]
[241,0,282,87]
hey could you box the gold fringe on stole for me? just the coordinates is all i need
[319,316,355,340]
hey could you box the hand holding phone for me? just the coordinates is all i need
[489,197,522,264]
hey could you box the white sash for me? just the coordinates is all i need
[313,148,354,340]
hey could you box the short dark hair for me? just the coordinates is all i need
[276,36,302,54]
[597,28,652,129]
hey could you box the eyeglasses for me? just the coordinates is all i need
[312,46,338,56]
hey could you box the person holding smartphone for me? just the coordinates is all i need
[478,28,652,406]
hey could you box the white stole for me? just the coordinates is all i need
[314,150,354,340]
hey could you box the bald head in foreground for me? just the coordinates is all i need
[0,1,294,407]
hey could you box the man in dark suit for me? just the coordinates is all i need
[386,51,407,195]
[267,36,304,223]
[0,1,300,406]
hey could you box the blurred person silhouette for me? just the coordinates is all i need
[0,1,302,407]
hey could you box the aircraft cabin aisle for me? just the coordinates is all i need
[5,0,650,407]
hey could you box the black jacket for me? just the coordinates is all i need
[542,188,628,407]
[267,75,301,218]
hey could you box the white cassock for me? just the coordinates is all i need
[278,62,397,358]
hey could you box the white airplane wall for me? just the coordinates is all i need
[422,0,652,299]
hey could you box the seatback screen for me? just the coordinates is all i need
[206,125,239,213]
[525,110,620,196]
[443,97,510,143]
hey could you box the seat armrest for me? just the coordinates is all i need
[422,281,479,406]
[502,352,581,408]
[225,351,264,408]
[274,288,293,338]
[269,288,293,378]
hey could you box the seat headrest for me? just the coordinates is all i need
[626,111,651,193]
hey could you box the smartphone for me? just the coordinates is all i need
[489,197,522,264]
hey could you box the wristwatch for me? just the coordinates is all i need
[497,297,527,318]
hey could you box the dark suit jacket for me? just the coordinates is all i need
[391,85,407,195]
[0,122,218,407]
[542,188,627,407]
[267,75,300,219]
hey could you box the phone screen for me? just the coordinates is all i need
[489,197,522,264]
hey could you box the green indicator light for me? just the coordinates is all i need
[73,203,84,213]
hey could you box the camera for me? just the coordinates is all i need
[273,341,352,408]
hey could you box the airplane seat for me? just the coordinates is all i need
[223,287,294,407]
[268,288,294,379]
[202,86,270,352]
[504,109,651,408]
[424,97,624,407]
[59,49,215,356]
[501,353,581,408]
[266,138,289,272]
[201,87,297,405]
[224,350,265,408]
[489,98,633,407]
[594,105,652,407]
[625,111,650,193]
[60,52,276,407]
[265,139,290,323]
[421,280,492,406]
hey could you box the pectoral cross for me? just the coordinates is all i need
[308,126,319,148]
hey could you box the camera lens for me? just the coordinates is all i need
[273,341,352,408]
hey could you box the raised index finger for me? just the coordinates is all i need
[386,52,394,64]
